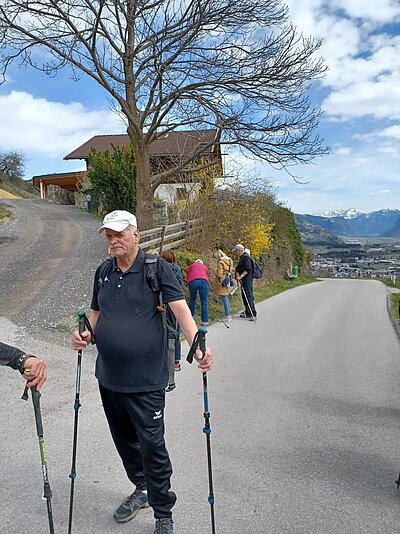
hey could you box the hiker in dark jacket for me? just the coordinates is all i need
[233,243,257,320]
[0,341,47,389]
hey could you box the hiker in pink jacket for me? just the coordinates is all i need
[186,259,209,326]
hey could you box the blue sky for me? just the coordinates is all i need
[0,0,399,215]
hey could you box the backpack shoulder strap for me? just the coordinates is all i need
[144,253,161,293]
[144,253,179,337]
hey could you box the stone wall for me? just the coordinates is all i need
[47,185,75,205]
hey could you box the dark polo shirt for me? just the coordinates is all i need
[91,249,185,393]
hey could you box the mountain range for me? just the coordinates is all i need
[295,209,400,239]
[316,208,366,219]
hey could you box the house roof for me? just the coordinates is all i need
[64,129,219,161]
[32,171,85,191]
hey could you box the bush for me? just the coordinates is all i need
[86,144,136,214]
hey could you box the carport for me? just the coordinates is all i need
[32,171,85,199]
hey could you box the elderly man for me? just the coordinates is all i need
[72,210,213,534]
[0,341,47,389]
[232,243,257,321]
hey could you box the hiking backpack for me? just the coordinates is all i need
[252,258,263,279]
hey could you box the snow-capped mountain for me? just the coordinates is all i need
[317,208,366,219]
[297,209,400,237]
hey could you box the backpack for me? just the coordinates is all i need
[252,258,262,279]
[220,257,234,287]
[221,272,235,287]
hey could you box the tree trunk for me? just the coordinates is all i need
[129,131,154,230]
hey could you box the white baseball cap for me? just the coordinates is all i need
[98,210,137,233]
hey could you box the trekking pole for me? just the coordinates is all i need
[218,316,230,329]
[187,328,216,534]
[239,281,256,323]
[21,385,55,534]
[68,311,88,534]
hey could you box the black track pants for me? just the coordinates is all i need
[99,384,176,519]
[241,277,257,317]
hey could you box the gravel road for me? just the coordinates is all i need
[0,198,106,339]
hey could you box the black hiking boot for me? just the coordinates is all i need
[113,488,149,523]
[154,517,174,533]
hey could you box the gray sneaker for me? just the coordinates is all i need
[155,517,174,533]
[113,489,149,523]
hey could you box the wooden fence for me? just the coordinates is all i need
[139,218,203,253]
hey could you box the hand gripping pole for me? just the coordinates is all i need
[187,328,216,534]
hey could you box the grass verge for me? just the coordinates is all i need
[379,278,400,331]
[390,293,400,326]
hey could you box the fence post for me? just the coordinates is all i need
[159,225,167,254]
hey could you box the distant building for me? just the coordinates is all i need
[33,129,222,203]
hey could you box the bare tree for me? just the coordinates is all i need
[0,149,25,180]
[0,0,328,228]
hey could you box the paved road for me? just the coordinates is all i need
[1,201,400,533]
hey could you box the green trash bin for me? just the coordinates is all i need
[293,265,299,277]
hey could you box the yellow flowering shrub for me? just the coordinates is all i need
[244,223,275,258]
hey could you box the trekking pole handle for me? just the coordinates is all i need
[198,327,206,358]
[78,311,86,337]
[186,327,207,364]
[31,387,44,437]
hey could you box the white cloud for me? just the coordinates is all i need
[334,146,352,155]
[285,0,324,36]
[370,189,394,196]
[287,0,400,32]
[286,0,400,124]
[376,125,400,139]
[0,90,125,156]
[323,76,400,120]
[331,0,400,23]
[286,1,362,72]
[322,35,400,93]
